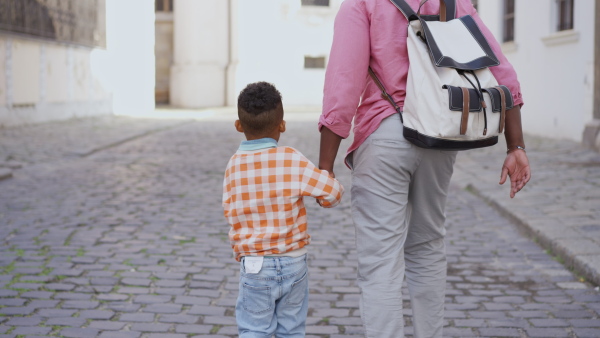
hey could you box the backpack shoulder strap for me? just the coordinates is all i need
[389,0,457,22]
[389,0,419,21]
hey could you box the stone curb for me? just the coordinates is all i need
[66,120,191,157]
[0,119,190,182]
[464,182,600,287]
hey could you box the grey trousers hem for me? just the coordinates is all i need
[349,114,457,338]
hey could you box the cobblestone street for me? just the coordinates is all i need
[0,115,599,337]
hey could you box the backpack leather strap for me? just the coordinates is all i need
[368,67,404,123]
[460,87,470,135]
[389,0,456,22]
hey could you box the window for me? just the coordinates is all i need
[301,0,330,6]
[502,0,515,42]
[155,0,173,12]
[556,0,574,31]
[471,0,478,11]
[304,56,326,69]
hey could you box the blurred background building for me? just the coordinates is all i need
[154,0,340,108]
[0,0,154,126]
[475,0,600,148]
[0,0,599,149]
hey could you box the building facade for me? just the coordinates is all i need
[3,0,598,149]
[156,0,342,108]
[475,0,600,147]
[0,0,155,126]
[235,0,342,106]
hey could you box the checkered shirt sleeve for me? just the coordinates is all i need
[222,146,344,260]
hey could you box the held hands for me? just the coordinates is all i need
[499,150,531,198]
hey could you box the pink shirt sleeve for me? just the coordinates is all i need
[319,0,370,139]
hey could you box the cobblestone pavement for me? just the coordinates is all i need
[0,114,599,337]
[0,116,186,168]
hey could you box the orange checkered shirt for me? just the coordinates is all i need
[223,146,344,261]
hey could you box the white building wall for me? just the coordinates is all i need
[0,35,113,126]
[236,0,342,106]
[477,0,595,141]
[170,0,230,108]
[102,0,156,117]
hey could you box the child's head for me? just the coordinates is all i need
[235,82,285,141]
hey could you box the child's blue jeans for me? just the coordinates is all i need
[236,254,309,337]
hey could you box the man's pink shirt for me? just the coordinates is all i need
[319,0,524,161]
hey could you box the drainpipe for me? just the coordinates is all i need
[225,0,238,106]
[582,0,600,150]
[594,0,600,121]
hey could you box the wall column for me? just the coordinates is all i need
[226,0,239,106]
[170,0,229,108]
[583,0,600,150]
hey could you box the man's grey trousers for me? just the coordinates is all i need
[348,114,457,338]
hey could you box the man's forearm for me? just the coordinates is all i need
[504,105,525,152]
[319,127,343,172]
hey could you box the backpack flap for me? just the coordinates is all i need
[389,0,499,71]
[421,15,499,70]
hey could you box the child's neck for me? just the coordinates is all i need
[245,133,280,142]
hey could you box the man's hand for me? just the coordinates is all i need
[499,150,531,198]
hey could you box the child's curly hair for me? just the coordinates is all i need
[237,82,283,135]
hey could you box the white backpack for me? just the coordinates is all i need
[370,0,514,150]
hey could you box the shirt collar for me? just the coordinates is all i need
[238,138,278,151]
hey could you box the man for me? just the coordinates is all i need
[318,0,531,337]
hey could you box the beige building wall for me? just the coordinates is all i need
[0,35,112,126]
[73,48,92,102]
[45,44,69,103]
[0,0,155,126]
[12,40,41,106]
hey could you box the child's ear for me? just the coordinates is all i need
[279,120,286,133]
[235,120,244,133]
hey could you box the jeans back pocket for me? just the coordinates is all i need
[285,270,308,306]
[242,283,272,314]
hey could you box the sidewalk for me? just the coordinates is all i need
[2,110,599,288]
[0,115,188,169]
[451,134,600,286]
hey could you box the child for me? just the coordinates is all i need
[223,81,344,337]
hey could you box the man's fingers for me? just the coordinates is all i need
[499,167,509,185]
[524,171,531,184]
[511,172,529,198]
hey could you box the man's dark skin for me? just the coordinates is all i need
[319,105,531,198]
